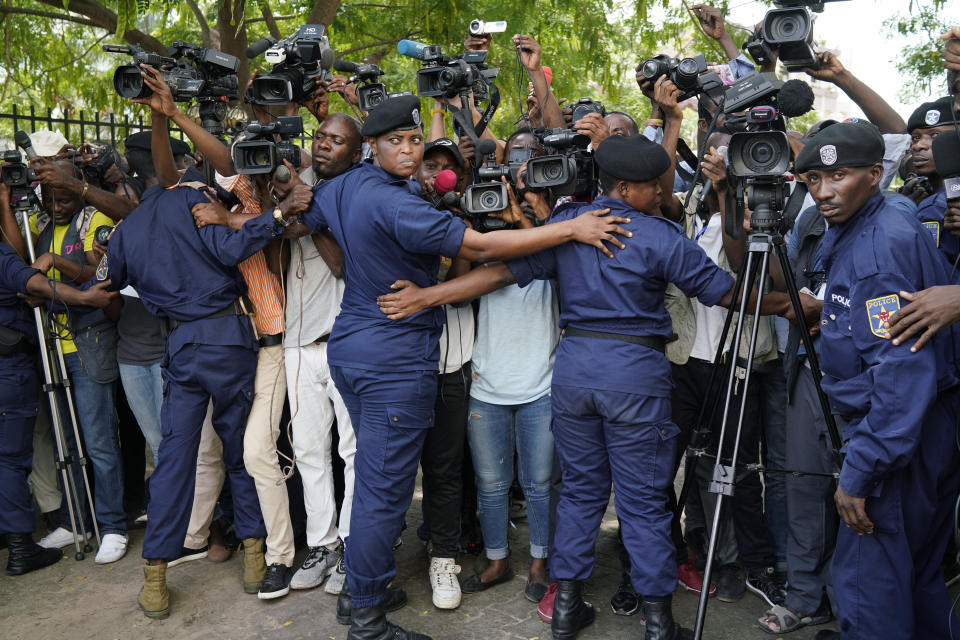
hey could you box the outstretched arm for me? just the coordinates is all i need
[377,263,516,319]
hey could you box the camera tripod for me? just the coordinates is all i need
[674,201,843,639]
[14,193,101,560]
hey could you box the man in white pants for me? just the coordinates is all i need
[284,114,362,592]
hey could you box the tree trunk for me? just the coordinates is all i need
[217,0,251,101]
[34,0,167,53]
[308,0,342,28]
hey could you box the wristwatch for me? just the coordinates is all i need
[272,206,291,227]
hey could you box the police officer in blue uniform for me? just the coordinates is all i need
[301,94,632,640]
[795,121,960,640]
[0,237,116,575]
[95,150,312,617]
[375,134,803,640]
[907,97,960,268]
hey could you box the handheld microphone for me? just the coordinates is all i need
[333,59,358,73]
[433,169,460,208]
[245,37,277,59]
[15,130,37,160]
[397,39,437,61]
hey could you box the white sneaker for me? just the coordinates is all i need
[94,533,129,564]
[38,527,90,549]
[429,557,462,609]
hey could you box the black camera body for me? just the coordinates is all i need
[351,64,387,111]
[81,143,125,183]
[461,182,508,216]
[571,98,606,124]
[640,53,713,102]
[726,106,792,234]
[104,42,240,102]
[723,72,784,114]
[247,24,334,105]
[1,149,35,188]
[94,224,114,247]
[525,129,595,198]
[232,116,304,175]
[416,48,499,102]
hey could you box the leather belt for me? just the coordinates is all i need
[564,327,665,354]
[169,296,254,331]
[314,333,330,344]
[259,333,283,348]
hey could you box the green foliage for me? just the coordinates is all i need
[883,0,958,103]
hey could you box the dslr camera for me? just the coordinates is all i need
[1,149,36,189]
[525,129,595,198]
[570,98,606,124]
[333,59,387,111]
[639,53,723,102]
[78,142,127,184]
[246,25,334,105]
[232,116,304,175]
[104,41,240,102]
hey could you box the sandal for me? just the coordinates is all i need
[758,604,832,634]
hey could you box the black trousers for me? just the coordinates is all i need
[420,363,471,558]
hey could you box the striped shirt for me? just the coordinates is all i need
[224,174,285,336]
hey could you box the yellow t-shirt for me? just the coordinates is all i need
[30,210,114,354]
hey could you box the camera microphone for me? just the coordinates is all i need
[476,139,497,158]
[245,36,277,59]
[274,164,292,183]
[333,59,359,73]
[14,130,37,160]
[397,39,435,61]
[932,129,960,201]
[778,79,815,119]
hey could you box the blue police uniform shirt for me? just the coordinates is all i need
[916,187,959,269]
[0,244,40,345]
[302,162,467,373]
[819,191,960,498]
[99,183,284,357]
[506,195,734,400]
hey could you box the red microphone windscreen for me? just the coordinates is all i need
[434,169,458,195]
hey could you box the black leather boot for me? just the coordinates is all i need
[642,598,694,640]
[6,533,62,576]
[551,579,595,639]
[346,604,432,640]
[337,580,409,625]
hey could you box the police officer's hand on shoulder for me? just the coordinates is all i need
[885,285,960,352]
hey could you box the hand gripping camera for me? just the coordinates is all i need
[245,25,335,105]
[638,53,724,103]
[231,116,304,175]
[104,41,240,102]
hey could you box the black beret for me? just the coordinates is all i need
[595,134,670,182]
[360,94,422,137]
[795,121,883,173]
[907,97,959,132]
[932,129,960,182]
[125,131,192,156]
[424,137,463,168]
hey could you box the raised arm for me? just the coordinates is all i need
[514,34,565,130]
[805,53,906,134]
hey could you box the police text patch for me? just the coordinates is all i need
[866,294,900,338]
[922,221,940,247]
[95,255,109,281]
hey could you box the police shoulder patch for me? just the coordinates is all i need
[95,255,109,282]
[866,294,900,338]
[922,220,941,247]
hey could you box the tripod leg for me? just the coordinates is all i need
[52,339,102,549]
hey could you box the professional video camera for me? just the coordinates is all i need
[77,142,127,184]
[398,40,500,103]
[245,24,335,105]
[1,149,36,188]
[103,41,240,102]
[638,53,724,102]
[231,116,303,175]
[455,139,509,231]
[725,105,791,236]
[333,59,387,111]
[743,1,848,71]
[525,129,595,198]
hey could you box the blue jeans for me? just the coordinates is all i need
[119,362,163,467]
[468,394,553,560]
[58,351,126,536]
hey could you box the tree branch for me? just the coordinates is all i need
[184,0,213,48]
[336,37,408,59]
[260,4,283,40]
[33,0,167,54]
[0,6,99,28]
[308,0,342,27]
[244,14,297,24]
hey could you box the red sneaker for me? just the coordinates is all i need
[537,582,558,622]
[678,559,717,597]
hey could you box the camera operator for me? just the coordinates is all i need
[791,121,960,640]
[514,34,566,131]
[0,184,117,576]
[22,158,130,565]
[31,143,137,221]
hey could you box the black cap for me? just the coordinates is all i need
[424,137,463,168]
[907,96,959,132]
[360,94,422,137]
[932,129,960,180]
[795,121,883,173]
[125,131,192,156]
[595,134,670,182]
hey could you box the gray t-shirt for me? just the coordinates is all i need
[116,294,165,366]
